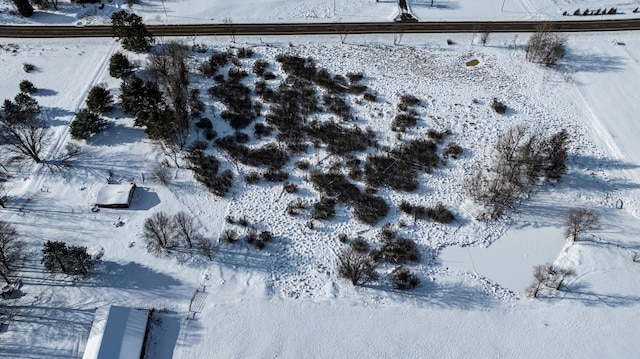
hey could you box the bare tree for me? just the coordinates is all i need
[0,221,25,284]
[142,212,176,254]
[173,211,200,248]
[1,94,50,163]
[196,238,215,260]
[565,208,600,243]
[337,247,379,285]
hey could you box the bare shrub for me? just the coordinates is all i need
[350,237,370,253]
[391,266,420,290]
[283,182,298,193]
[526,24,567,67]
[312,196,336,220]
[443,142,463,159]
[354,193,389,225]
[287,198,307,216]
[565,208,600,243]
[244,171,261,184]
[220,229,238,244]
[380,236,420,265]
[491,98,507,114]
[337,247,379,286]
[150,164,171,184]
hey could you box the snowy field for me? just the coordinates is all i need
[0,1,639,359]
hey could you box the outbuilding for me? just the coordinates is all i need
[95,183,136,208]
[82,305,150,359]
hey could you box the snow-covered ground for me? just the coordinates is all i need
[0,2,639,359]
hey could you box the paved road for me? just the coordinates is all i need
[1,19,640,38]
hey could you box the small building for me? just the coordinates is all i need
[83,305,150,359]
[96,183,136,208]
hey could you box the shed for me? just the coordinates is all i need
[83,305,150,359]
[96,183,136,208]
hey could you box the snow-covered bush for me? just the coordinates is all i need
[311,196,336,220]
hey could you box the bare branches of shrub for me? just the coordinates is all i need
[337,247,379,286]
[526,263,576,298]
[391,266,420,290]
[564,208,600,243]
[526,24,567,67]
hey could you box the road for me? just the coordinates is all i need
[1,19,640,38]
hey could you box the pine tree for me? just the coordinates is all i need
[70,109,107,140]
[109,52,134,79]
[110,10,154,52]
[86,84,114,114]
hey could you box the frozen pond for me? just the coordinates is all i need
[440,227,567,292]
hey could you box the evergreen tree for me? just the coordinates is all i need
[110,10,154,52]
[42,241,98,276]
[19,80,37,94]
[12,0,34,17]
[109,52,134,79]
[70,108,107,140]
[86,84,114,114]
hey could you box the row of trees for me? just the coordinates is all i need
[142,211,214,259]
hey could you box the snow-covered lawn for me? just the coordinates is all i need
[0,2,639,359]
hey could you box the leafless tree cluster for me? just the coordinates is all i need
[142,211,213,259]
[146,41,193,164]
[526,263,576,298]
[564,208,600,243]
[467,125,569,219]
[0,221,25,284]
[526,24,567,67]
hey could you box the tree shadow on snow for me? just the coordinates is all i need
[367,277,501,310]
[544,282,640,307]
[558,50,625,74]
[88,122,147,147]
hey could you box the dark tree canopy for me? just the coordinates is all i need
[109,52,134,79]
[110,10,154,52]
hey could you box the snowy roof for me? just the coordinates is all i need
[96,183,136,208]
[82,306,149,359]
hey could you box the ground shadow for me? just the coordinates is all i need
[34,89,58,97]
[144,310,181,359]
[89,123,147,147]
[559,50,625,74]
[95,261,182,290]
[127,186,161,211]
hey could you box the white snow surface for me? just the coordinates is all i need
[0,2,639,359]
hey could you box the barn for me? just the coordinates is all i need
[82,305,150,359]
[95,183,136,208]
